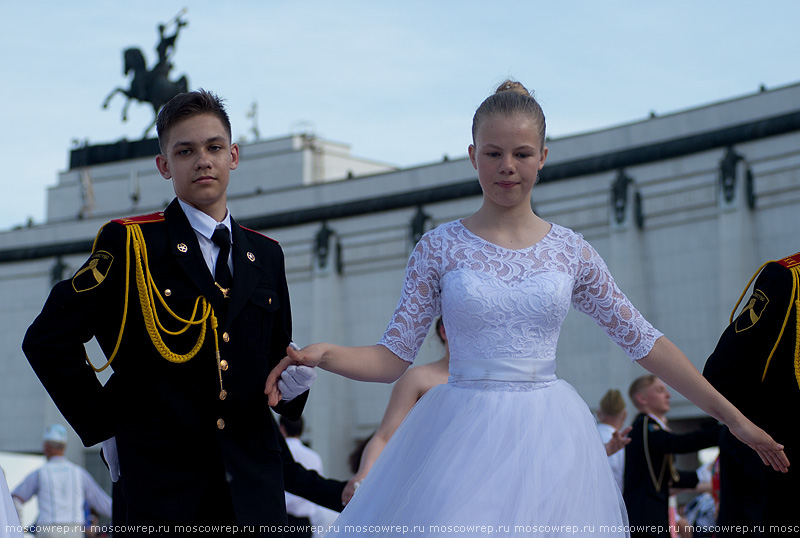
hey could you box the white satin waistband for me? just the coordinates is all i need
[448,358,557,383]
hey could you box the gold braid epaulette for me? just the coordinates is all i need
[87,222,221,372]
[728,254,800,389]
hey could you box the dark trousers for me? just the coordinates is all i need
[123,479,237,537]
[285,515,312,538]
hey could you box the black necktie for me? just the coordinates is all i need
[211,226,232,297]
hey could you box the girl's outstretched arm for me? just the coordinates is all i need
[266,343,409,406]
[637,336,789,472]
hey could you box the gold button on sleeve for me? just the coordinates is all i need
[216,418,225,430]
[222,332,230,343]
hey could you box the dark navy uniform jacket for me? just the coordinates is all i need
[23,199,342,528]
[703,253,800,534]
[623,413,720,537]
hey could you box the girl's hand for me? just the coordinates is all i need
[265,344,325,406]
[605,426,632,457]
[728,419,790,473]
[342,474,366,506]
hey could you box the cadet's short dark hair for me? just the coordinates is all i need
[156,89,232,153]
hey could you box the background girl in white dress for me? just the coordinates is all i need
[0,467,22,538]
[267,80,788,537]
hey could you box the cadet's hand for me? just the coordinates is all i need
[729,419,790,473]
[278,365,317,401]
[605,426,632,457]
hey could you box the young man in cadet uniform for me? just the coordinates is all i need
[703,252,799,537]
[624,375,721,538]
[23,89,334,535]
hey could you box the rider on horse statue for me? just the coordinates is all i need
[103,10,190,138]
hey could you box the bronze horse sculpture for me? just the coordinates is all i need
[103,13,189,138]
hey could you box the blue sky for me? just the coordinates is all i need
[1,0,798,231]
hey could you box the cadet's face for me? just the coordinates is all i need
[155,113,239,221]
[638,379,671,415]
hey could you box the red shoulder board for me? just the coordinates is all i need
[776,252,800,269]
[241,226,279,244]
[113,212,166,226]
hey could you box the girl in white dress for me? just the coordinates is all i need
[0,467,22,538]
[267,81,788,537]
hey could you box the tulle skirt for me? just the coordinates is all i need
[326,379,629,537]
[0,467,22,538]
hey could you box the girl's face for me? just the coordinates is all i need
[468,113,547,212]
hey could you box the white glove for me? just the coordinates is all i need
[101,437,120,482]
[278,342,316,401]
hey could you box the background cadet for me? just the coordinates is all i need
[624,376,721,538]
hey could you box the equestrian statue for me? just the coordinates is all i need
[103,10,190,138]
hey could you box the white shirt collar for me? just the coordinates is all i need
[647,413,668,430]
[178,199,232,242]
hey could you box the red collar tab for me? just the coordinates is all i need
[113,212,166,226]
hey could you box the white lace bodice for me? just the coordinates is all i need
[379,220,662,380]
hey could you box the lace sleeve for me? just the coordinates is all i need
[571,238,663,361]
[378,231,442,363]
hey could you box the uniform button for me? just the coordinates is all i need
[268,298,272,305]
[222,332,230,343]
[217,419,225,430]
[219,390,228,400]
[164,289,172,297]
[220,360,229,371]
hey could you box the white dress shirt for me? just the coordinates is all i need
[177,199,233,278]
[11,457,111,526]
